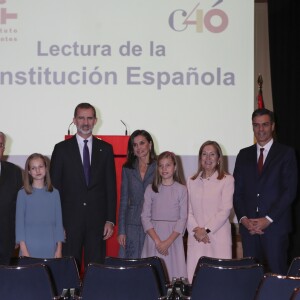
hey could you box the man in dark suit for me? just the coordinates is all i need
[50,103,116,268]
[233,108,298,274]
[0,131,23,265]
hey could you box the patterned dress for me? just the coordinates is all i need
[118,161,156,258]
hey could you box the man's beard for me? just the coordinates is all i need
[77,126,93,135]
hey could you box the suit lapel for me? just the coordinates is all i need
[90,136,103,185]
[0,161,11,187]
[261,142,277,174]
[144,162,155,182]
[248,144,261,178]
[132,160,155,182]
[131,161,141,181]
[0,161,6,186]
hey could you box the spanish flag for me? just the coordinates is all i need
[257,74,265,109]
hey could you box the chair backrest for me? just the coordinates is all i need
[191,263,264,300]
[287,257,300,276]
[80,263,161,300]
[0,264,57,300]
[254,273,300,300]
[291,287,300,300]
[16,256,81,296]
[104,256,169,295]
[197,256,257,268]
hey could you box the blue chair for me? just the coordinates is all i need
[79,263,165,300]
[0,264,59,300]
[254,273,300,300]
[190,263,264,300]
[16,256,81,297]
[197,256,257,268]
[104,256,169,295]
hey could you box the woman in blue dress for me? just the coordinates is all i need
[16,153,64,258]
[117,130,157,258]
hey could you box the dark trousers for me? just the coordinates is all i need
[241,230,289,274]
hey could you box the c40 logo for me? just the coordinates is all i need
[169,2,228,33]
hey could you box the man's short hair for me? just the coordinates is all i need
[252,108,274,123]
[74,103,96,118]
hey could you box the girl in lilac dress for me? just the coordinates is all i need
[141,151,188,281]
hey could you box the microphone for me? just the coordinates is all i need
[120,120,128,135]
[67,121,73,135]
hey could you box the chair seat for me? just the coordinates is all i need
[191,263,264,300]
[15,256,81,297]
[104,255,169,295]
[0,264,59,300]
[254,273,300,300]
[80,263,162,300]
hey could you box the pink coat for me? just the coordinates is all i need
[186,172,234,283]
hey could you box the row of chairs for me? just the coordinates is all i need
[2,255,300,299]
[0,256,168,300]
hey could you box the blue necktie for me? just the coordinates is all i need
[83,140,91,185]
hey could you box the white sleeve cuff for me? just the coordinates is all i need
[265,215,273,223]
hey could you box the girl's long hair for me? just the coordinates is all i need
[152,151,184,193]
[24,153,53,194]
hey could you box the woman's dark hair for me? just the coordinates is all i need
[123,130,156,169]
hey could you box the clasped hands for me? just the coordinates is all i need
[193,227,210,244]
[155,239,172,256]
[241,217,271,235]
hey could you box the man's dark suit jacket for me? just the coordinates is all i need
[233,141,298,273]
[0,161,22,265]
[50,135,116,264]
[234,142,297,235]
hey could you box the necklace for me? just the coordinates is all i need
[139,161,148,180]
[201,170,216,180]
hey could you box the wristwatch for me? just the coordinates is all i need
[205,228,211,234]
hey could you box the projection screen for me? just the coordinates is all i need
[1,0,254,164]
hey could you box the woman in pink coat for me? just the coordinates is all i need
[186,141,234,283]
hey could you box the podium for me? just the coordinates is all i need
[65,135,129,257]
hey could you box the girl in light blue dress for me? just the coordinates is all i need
[16,153,64,258]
